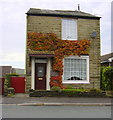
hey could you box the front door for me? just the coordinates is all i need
[35,63,47,90]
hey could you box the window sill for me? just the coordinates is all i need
[63,81,90,84]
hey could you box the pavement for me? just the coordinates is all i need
[1,93,113,106]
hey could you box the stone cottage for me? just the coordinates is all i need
[25,8,101,92]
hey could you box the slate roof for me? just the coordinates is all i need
[101,52,113,62]
[26,8,100,19]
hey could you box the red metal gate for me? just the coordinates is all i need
[11,77,25,93]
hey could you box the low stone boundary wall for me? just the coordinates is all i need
[29,90,109,97]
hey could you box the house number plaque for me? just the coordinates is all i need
[38,78,43,80]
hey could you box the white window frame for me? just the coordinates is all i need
[62,18,77,40]
[62,55,89,84]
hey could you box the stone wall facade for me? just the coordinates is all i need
[26,15,100,92]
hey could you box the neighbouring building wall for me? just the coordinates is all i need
[26,15,100,91]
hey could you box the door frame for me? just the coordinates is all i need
[31,58,51,90]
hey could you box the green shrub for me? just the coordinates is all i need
[51,86,61,92]
[100,67,113,91]
[65,85,74,89]
[62,89,85,92]
[4,79,8,89]
[90,88,101,92]
[5,73,19,88]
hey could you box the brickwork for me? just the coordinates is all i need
[26,14,101,91]
[27,16,61,38]
[25,76,31,92]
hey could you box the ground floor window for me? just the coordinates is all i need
[63,55,89,83]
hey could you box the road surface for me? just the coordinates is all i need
[1,105,111,118]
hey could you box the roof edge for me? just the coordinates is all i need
[26,13,101,19]
[26,8,101,19]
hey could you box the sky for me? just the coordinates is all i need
[0,0,112,69]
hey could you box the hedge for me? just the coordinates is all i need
[29,89,107,97]
[100,67,113,91]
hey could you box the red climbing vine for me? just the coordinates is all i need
[28,32,90,88]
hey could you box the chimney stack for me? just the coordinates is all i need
[78,4,80,11]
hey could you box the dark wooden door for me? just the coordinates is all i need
[35,63,46,90]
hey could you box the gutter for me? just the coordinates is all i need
[26,13,101,20]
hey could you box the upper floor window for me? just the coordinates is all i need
[62,18,77,40]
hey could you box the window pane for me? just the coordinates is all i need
[62,19,77,40]
[37,66,44,77]
[63,57,87,81]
